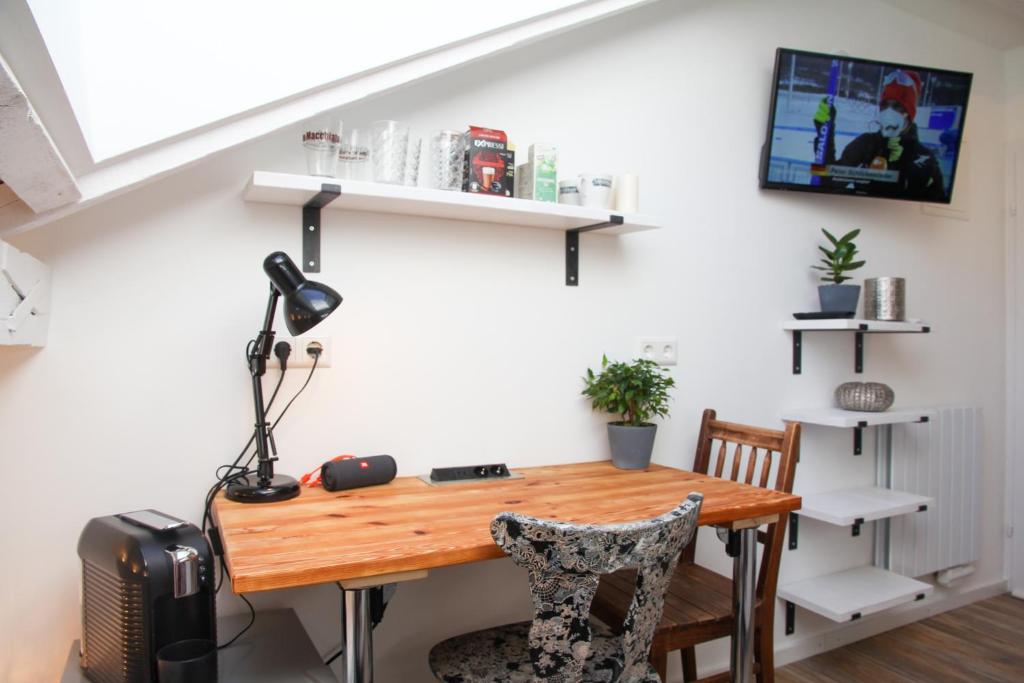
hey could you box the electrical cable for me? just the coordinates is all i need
[323,582,347,665]
[201,341,291,536]
[216,556,256,650]
[205,350,323,611]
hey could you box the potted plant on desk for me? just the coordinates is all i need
[582,355,675,470]
[814,228,866,314]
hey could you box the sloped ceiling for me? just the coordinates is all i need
[27,0,583,162]
[0,0,1021,237]
[0,0,657,236]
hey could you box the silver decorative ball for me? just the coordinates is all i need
[835,382,895,412]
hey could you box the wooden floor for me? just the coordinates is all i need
[776,594,1024,683]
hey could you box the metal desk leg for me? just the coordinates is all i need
[344,588,373,683]
[730,527,757,683]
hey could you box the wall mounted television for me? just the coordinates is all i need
[759,48,972,204]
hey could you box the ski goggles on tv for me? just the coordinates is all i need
[883,70,918,89]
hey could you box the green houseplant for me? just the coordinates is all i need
[813,228,865,313]
[582,355,676,469]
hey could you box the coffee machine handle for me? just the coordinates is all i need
[165,545,200,598]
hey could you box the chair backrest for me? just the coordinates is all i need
[686,408,800,608]
[491,493,703,683]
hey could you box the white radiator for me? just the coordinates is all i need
[888,406,982,578]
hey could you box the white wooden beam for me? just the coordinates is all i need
[0,53,80,213]
[1,240,50,347]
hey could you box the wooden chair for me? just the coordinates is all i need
[428,493,704,682]
[590,409,800,683]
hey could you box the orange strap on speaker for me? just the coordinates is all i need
[301,455,355,488]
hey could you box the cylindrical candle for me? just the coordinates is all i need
[614,174,639,212]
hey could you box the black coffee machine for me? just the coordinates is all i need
[78,510,216,683]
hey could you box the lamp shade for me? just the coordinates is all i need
[264,252,342,335]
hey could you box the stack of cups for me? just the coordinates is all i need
[404,137,423,187]
[430,130,465,191]
[337,128,372,181]
[303,115,343,177]
[371,120,410,185]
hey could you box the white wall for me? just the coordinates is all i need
[0,1,1012,681]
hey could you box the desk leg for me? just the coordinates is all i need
[344,588,373,683]
[730,527,757,683]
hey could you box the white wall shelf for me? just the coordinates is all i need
[782,318,931,374]
[782,319,930,333]
[781,407,934,459]
[796,486,932,536]
[779,566,933,623]
[244,171,662,286]
[781,407,935,429]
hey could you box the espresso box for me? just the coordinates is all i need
[463,126,515,197]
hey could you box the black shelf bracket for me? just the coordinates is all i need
[852,517,865,537]
[854,331,865,373]
[565,215,624,286]
[854,422,867,455]
[792,331,802,374]
[301,184,341,273]
[785,601,796,635]
[918,504,928,512]
[788,512,799,550]
[850,612,862,621]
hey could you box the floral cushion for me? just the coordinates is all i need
[428,619,661,683]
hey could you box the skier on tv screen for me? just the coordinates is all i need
[813,69,945,201]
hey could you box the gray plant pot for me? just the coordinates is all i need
[607,422,657,470]
[818,284,861,314]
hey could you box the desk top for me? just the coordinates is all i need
[214,461,801,593]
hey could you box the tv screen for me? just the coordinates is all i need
[760,48,972,204]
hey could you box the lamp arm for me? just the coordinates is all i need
[249,286,281,486]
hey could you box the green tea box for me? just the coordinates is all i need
[516,144,557,202]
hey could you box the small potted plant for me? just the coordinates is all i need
[582,355,675,470]
[813,228,865,313]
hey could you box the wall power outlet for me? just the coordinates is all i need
[273,335,332,368]
[635,337,677,366]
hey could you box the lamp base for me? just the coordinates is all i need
[225,474,301,503]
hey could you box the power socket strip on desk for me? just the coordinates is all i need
[430,463,510,482]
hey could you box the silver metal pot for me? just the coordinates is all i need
[835,382,895,412]
[864,277,906,321]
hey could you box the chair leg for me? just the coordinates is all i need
[651,649,668,682]
[680,647,697,682]
[756,622,774,683]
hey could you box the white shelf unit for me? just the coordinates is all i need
[781,319,929,333]
[796,486,932,533]
[778,566,933,623]
[780,407,935,429]
[244,171,662,286]
[782,407,933,457]
[782,318,931,374]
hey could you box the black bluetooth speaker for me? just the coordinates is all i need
[321,455,397,492]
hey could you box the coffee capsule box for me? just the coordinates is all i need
[463,126,515,197]
[516,144,557,202]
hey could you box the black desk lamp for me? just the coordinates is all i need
[226,251,342,503]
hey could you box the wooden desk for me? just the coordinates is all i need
[214,461,801,683]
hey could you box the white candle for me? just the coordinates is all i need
[614,174,639,212]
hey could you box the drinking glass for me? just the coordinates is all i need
[430,130,464,191]
[404,137,422,187]
[302,115,343,177]
[337,127,372,181]
[371,120,409,184]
